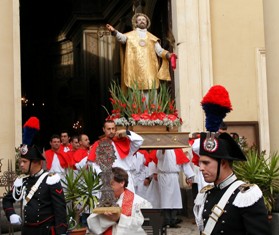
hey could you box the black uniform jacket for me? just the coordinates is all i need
[2,170,67,235]
[202,179,271,235]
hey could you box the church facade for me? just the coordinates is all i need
[1,0,279,187]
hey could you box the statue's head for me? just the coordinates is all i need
[132,13,151,29]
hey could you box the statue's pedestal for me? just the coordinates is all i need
[139,131,189,149]
[117,125,189,149]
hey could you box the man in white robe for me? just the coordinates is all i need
[150,149,195,228]
[87,167,152,235]
[130,150,150,199]
[88,120,143,192]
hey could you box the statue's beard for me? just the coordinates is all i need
[137,23,146,29]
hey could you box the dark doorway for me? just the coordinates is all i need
[19,0,172,149]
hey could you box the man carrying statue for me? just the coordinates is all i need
[106,13,177,96]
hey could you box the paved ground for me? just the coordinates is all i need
[167,216,199,235]
[1,215,199,235]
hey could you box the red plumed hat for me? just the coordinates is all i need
[201,85,232,132]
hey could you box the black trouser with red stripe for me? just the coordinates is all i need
[22,220,55,235]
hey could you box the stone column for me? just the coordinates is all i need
[171,0,213,133]
[0,0,21,194]
[263,0,279,152]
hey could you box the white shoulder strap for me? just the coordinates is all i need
[202,180,244,235]
[23,172,49,206]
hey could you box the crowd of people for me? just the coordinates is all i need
[45,120,195,228]
[2,119,196,234]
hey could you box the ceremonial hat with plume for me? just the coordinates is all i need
[199,85,246,161]
[19,116,45,161]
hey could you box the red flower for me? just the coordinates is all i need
[112,109,120,114]
[131,114,141,121]
[157,112,166,120]
[121,103,127,108]
[109,98,116,104]
[150,104,156,109]
[105,115,112,121]
[167,114,177,121]
[150,112,158,120]
[142,96,146,103]
[140,111,151,120]
[169,100,175,111]
[132,103,137,109]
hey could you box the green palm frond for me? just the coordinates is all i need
[234,148,279,212]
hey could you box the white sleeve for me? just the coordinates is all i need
[155,41,165,57]
[87,213,115,235]
[117,198,152,234]
[127,131,143,155]
[115,31,127,44]
[182,163,195,178]
[148,161,158,176]
[74,157,88,169]
[87,161,102,175]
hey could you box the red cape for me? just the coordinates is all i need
[45,149,70,170]
[149,149,190,165]
[88,137,131,161]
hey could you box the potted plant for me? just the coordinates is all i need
[234,147,279,234]
[62,166,102,235]
[234,148,279,213]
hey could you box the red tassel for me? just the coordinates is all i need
[23,116,40,130]
[201,85,232,110]
[170,53,177,70]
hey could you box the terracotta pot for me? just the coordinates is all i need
[67,227,87,235]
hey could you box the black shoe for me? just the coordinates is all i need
[175,218,183,224]
[162,223,170,228]
[169,224,181,228]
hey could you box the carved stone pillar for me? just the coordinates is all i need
[171,0,213,133]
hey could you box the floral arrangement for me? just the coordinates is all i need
[104,81,183,128]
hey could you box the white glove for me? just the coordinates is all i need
[10,214,22,225]
[75,156,88,169]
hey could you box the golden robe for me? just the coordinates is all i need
[120,30,171,90]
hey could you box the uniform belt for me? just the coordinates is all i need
[24,215,54,227]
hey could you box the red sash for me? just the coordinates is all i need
[189,138,199,166]
[104,189,134,235]
[134,150,150,166]
[88,137,131,162]
[45,150,69,170]
[149,149,190,165]
[73,148,89,163]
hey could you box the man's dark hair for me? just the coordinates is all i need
[50,134,60,141]
[103,120,115,128]
[71,135,79,141]
[112,167,129,188]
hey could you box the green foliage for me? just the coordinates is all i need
[62,166,102,225]
[234,148,279,212]
[106,80,182,127]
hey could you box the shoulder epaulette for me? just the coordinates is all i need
[46,173,61,185]
[18,174,29,179]
[13,174,29,187]
[233,184,262,208]
[200,185,214,193]
[194,185,214,206]
[238,183,254,192]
